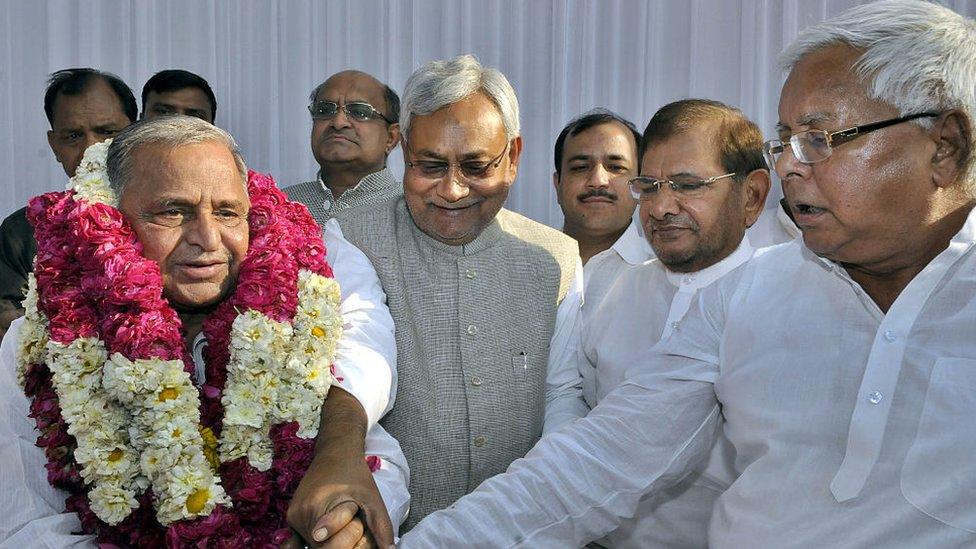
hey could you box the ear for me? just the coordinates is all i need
[385,123,401,154]
[552,170,560,192]
[505,136,524,181]
[930,109,970,189]
[740,168,772,228]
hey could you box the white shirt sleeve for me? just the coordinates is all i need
[399,287,730,548]
[363,423,410,530]
[542,259,589,433]
[323,219,397,429]
[0,317,96,547]
[399,371,720,548]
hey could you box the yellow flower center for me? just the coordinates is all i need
[311,326,326,338]
[185,488,211,514]
[158,386,179,402]
[199,426,220,472]
[107,448,124,462]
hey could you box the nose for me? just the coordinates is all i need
[329,106,352,129]
[587,165,611,188]
[774,142,812,182]
[81,132,101,152]
[436,167,470,203]
[646,185,682,220]
[184,213,222,252]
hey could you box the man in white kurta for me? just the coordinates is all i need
[399,1,976,546]
[0,122,408,546]
[581,99,778,548]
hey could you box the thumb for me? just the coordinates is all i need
[312,500,359,542]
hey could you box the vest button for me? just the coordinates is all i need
[474,435,486,447]
[465,268,476,279]
[322,199,332,210]
[466,324,478,335]
[470,376,483,386]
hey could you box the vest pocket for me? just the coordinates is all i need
[901,357,976,532]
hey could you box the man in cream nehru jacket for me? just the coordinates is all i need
[292,54,588,534]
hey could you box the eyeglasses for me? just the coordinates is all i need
[628,173,737,201]
[307,101,392,124]
[763,112,939,170]
[404,140,511,181]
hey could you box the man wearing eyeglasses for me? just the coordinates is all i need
[552,98,775,549]
[397,1,976,547]
[289,54,588,537]
[284,70,402,225]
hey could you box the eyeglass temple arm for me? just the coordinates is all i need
[831,112,941,145]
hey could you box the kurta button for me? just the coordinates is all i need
[471,376,483,386]
[465,268,476,279]
[868,390,883,404]
[474,435,486,447]
[466,324,478,335]
[883,330,897,342]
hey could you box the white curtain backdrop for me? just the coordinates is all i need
[2,0,974,226]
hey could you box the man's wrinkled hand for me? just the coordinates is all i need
[287,451,394,549]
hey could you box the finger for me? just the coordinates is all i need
[360,503,395,547]
[313,500,359,543]
[353,527,376,549]
[322,516,365,549]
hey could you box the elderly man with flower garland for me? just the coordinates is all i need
[399,2,976,546]
[289,54,589,536]
[0,116,407,548]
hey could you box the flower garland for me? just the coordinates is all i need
[17,140,360,546]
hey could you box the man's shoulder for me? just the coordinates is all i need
[334,195,401,227]
[495,209,578,259]
[281,180,322,201]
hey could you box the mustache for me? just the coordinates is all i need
[650,214,698,231]
[577,188,617,201]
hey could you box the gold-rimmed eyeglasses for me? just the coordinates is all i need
[628,172,738,201]
[404,140,511,181]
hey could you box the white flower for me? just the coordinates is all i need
[69,140,117,207]
[88,480,139,526]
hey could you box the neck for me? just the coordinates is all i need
[843,202,973,313]
[179,311,208,352]
[321,164,382,199]
[564,223,628,265]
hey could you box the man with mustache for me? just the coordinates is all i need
[0,68,137,340]
[284,70,402,225]
[288,54,588,536]
[399,1,976,546]
[552,109,651,268]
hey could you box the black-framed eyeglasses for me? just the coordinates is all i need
[628,172,738,201]
[404,140,511,181]
[307,101,393,124]
[763,112,940,169]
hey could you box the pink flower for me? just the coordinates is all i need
[25,171,343,545]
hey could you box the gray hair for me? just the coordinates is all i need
[400,54,520,140]
[106,115,248,193]
[780,0,976,186]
